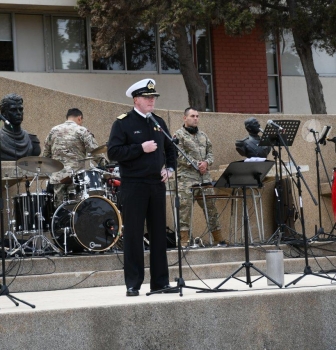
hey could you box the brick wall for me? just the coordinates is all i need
[211,25,269,114]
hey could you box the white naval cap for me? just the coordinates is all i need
[126,78,160,98]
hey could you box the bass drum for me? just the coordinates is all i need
[51,196,122,253]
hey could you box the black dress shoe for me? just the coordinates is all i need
[126,287,139,296]
[150,285,179,293]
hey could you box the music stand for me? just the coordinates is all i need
[260,120,301,243]
[213,160,282,289]
[259,120,300,148]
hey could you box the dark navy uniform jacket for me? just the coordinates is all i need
[107,109,175,183]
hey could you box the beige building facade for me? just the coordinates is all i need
[1,1,336,114]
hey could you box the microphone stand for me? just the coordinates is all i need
[310,130,334,240]
[146,117,232,296]
[0,121,35,308]
[270,128,336,287]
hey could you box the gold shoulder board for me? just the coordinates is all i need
[117,113,128,120]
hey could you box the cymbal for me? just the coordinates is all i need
[1,175,47,188]
[91,144,107,156]
[1,176,23,188]
[17,156,64,174]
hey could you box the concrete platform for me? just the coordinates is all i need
[2,240,336,349]
[1,274,336,350]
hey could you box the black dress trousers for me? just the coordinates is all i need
[121,181,169,290]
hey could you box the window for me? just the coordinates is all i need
[195,28,213,111]
[126,27,156,71]
[52,17,88,70]
[159,32,180,73]
[16,14,45,72]
[92,26,156,71]
[0,13,14,71]
[280,31,336,76]
[1,12,214,110]
[92,26,125,70]
[196,29,211,74]
[266,40,281,113]
[91,24,214,110]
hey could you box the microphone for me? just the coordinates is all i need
[146,113,161,129]
[267,120,283,131]
[0,114,11,126]
[104,219,116,233]
[258,128,264,134]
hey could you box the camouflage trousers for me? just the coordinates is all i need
[178,182,220,232]
[53,183,78,208]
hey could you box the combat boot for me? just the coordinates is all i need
[179,230,190,247]
[212,229,229,246]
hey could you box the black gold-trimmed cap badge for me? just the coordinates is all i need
[147,80,155,90]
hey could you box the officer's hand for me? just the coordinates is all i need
[142,140,157,153]
[161,168,173,182]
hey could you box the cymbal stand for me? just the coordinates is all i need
[20,170,61,255]
[4,179,24,256]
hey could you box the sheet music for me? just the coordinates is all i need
[244,157,266,162]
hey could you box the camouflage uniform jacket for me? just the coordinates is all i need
[42,121,99,184]
[174,126,214,183]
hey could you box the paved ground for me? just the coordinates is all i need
[1,271,336,314]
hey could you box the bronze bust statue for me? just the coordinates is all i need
[0,93,40,160]
[235,117,271,158]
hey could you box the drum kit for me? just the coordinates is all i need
[4,144,123,257]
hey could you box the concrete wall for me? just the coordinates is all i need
[0,76,335,242]
[2,286,336,350]
[282,76,336,115]
[0,72,189,112]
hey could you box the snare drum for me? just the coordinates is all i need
[51,195,122,253]
[13,193,54,234]
[73,169,105,195]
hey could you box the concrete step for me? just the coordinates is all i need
[3,241,336,293]
[4,240,336,272]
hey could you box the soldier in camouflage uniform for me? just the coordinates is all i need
[174,107,223,247]
[43,108,103,207]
